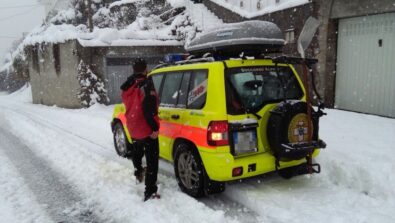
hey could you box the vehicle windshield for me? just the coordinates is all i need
[226,66,303,114]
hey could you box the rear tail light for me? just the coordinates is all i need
[207,121,229,146]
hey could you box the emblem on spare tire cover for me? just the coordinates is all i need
[288,113,313,143]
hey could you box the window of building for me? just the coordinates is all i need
[285,29,295,44]
[276,0,281,4]
[53,44,61,75]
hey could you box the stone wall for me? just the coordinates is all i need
[29,40,82,108]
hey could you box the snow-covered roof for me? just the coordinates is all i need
[23,23,183,48]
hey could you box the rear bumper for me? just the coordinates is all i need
[199,148,320,182]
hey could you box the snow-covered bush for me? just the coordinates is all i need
[50,8,76,25]
[77,60,109,107]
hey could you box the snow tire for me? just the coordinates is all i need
[113,122,132,158]
[174,143,205,198]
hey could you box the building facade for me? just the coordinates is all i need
[26,40,183,108]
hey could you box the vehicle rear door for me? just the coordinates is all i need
[225,65,304,155]
[156,71,191,160]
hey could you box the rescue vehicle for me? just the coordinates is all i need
[111,20,326,197]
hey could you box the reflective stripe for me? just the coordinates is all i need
[159,120,215,149]
[117,114,214,149]
[118,113,126,126]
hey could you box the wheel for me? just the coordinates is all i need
[113,122,131,158]
[174,143,205,197]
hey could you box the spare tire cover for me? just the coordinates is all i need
[267,101,318,161]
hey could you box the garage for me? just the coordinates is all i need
[105,56,162,104]
[335,12,395,118]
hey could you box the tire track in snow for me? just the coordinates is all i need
[1,104,261,222]
[0,127,103,223]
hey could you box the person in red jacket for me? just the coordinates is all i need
[121,58,160,201]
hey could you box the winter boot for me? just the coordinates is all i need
[135,167,146,184]
[143,193,161,202]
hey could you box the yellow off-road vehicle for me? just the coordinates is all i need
[111,20,326,197]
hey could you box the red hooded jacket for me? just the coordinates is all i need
[121,75,159,140]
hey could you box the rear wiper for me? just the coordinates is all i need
[246,109,262,120]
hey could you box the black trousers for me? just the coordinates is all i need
[130,137,159,196]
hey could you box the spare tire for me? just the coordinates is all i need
[267,101,319,161]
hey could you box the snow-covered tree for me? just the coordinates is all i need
[77,60,109,107]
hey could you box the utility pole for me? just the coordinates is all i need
[86,0,93,32]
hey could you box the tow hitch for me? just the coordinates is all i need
[278,161,321,179]
[308,163,321,174]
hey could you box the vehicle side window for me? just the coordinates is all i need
[187,70,208,109]
[160,72,183,107]
[177,72,191,108]
[151,73,164,98]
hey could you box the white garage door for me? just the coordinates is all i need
[335,13,395,118]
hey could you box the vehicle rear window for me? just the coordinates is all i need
[226,66,303,114]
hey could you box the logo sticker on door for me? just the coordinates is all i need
[188,80,207,106]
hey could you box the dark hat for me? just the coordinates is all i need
[133,58,147,73]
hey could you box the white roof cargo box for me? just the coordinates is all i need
[185,20,285,57]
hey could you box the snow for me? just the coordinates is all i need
[209,0,310,19]
[184,1,223,31]
[0,149,52,223]
[0,86,394,222]
[50,8,76,23]
[22,23,184,48]
[109,0,144,8]
[167,0,185,8]
[0,86,237,223]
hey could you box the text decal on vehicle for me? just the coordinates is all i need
[188,80,207,106]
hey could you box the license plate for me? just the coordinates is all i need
[233,130,257,155]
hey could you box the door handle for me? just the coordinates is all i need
[171,114,180,120]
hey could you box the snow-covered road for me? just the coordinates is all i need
[0,86,394,223]
[0,127,102,223]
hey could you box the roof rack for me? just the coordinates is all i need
[152,54,318,71]
[153,55,215,70]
